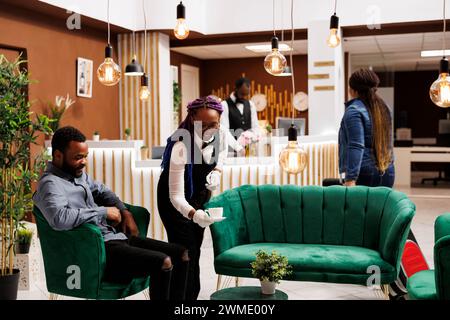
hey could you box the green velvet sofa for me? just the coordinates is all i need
[407,213,450,300]
[33,203,150,300]
[206,185,415,289]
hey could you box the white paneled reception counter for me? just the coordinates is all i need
[47,135,338,240]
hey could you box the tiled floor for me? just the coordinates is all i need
[18,186,450,300]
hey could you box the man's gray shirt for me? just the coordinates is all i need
[33,162,128,242]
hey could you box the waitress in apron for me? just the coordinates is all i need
[157,96,226,300]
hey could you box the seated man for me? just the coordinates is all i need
[33,126,189,300]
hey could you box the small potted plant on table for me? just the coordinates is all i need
[251,250,292,295]
[93,130,100,141]
[124,128,131,141]
[15,224,33,254]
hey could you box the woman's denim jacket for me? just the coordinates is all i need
[339,98,382,181]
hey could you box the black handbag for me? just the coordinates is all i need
[322,178,343,186]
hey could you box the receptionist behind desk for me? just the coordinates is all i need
[221,77,259,155]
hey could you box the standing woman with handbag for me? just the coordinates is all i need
[157,96,227,300]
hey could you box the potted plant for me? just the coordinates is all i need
[140,145,149,160]
[15,223,33,254]
[250,250,293,295]
[46,93,75,138]
[93,130,100,141]
[124,128,131,141]
[0,54,52,299]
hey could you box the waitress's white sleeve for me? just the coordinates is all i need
[215,128,228,172]
[220,100,244,152]
[249,100,260,135]
[168,141,195,219]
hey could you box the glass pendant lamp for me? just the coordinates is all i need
[264,0,287,76]
[97,0,121,86]
[174,1,190,40]
[264,36,287,75]
[327,14,341,48]
[327,0,341,48]
[430,0,450,108]
[139,74,150,101]
[275,13,293,77]
[139,0,150,101]
[279,0,307,174]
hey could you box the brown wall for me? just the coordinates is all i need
[0,4,121,156]
[200,55,309,132]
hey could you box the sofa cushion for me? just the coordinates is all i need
[407,270,437,300]
[215,243,395,276]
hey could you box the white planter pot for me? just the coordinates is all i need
[260,280,276,295]
[125,135,131,141]
[93,135,100,141]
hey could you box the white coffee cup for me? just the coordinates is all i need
[207,207,223,219]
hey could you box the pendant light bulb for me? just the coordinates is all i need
[264,36,287,75]
[279,125,307,174]
[327,14,341,48]
[430,0,450,108]
[139,74,150,101]
[97,45,121,86]
[97,0,121,86]
[430,58,450,108]
[174,1,189,40]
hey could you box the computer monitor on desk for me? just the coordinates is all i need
[276,117,305,136]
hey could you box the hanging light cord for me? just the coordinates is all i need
[132,31,136,58]
[143,0,147,72]
[290,0,295,122]
[273,0,276,36]
[444,0,447,58]
[334,0,337,15]
[107,0,110,45]
[281,0,284,43]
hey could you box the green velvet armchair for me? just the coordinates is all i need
[33,203,150,300]
[407,213,450,300]
[205,185,416,293]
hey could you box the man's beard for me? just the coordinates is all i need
[61,158,85,178]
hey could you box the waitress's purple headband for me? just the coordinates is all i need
[187,96,223,114]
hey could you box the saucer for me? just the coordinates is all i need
[211,217,226,222]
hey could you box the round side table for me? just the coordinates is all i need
[210,286,288,300]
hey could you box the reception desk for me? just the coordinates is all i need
[394,146,450,187]
[47,135,338,240]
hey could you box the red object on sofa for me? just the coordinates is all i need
[401,240,429,278]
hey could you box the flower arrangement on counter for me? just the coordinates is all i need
[47,94,75,133]
[237,129,260,147]
[237,130,261,157]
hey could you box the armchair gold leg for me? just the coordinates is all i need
[216,275,222,291]
[217,275,239,290]
[224,276,232,288]
[381,284,390,300]
[374,285,390,300]
[49,293,59,300]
